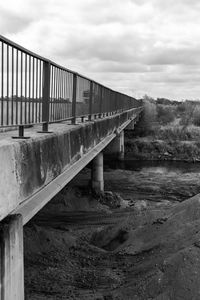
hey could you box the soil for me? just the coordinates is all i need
[24,165,200,300]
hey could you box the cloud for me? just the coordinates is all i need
[1,0,200,99]
[0,8,32,34]
[142,46,200,66]
[0,0,48,34]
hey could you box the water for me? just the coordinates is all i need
[103,159,200,203]
[105,159,200,174]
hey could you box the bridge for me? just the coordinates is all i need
[0,35,143,299]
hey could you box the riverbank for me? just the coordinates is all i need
[125,137,200,161]
[24,163,200,299]
[125,124,200,161]
[125,98,200,162]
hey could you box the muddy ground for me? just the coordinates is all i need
[24,164,200,300]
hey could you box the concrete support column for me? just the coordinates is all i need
[0,214,24,300]
[125,119,135,130]
[118,130,124,160]
[104,130,125,160]
[91,152,104,193]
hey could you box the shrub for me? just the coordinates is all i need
[157,105,175,124]
[179,101,200,127]
[133,95,158,136]
[192,106,200,127]
[176,102,187,114]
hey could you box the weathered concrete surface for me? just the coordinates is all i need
[91,152,104,193]
[0,214,24,300]
[0,108,142,222]
[104,130,125,160]
[125,119,135,130]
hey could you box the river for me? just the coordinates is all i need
[105,159,200,173]
[104,159,200,203]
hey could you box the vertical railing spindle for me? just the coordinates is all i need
[42,60,50,132]
[71,73,77,125]
[88,81,93,121]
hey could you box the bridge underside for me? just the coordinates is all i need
[0,108,141,225]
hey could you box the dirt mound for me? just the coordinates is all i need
[91,227,129,251]
[24,167,200,300]
[25,195,200,300]
[96,191,128,209]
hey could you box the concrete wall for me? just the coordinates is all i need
[0,109,138,222]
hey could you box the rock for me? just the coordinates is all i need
[152,217,168,225]
[97,191,124,208]
[134,200,147,211]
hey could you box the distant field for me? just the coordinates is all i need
[0,98,91,125]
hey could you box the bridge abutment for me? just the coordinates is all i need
[104,130,125,160]
[91,152,104,193]
[0,214,24,300]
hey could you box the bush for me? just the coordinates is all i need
[178,102,200,127]
[133,96,158,136]
[192,106,200,126]
[176,102,187,115]
[157,105,175,124]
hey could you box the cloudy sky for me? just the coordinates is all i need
[1,0,200,100]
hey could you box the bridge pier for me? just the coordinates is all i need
[0,215,24,300]
[125,119,135,130]
[104,130,124,160]
[91,152,104,193]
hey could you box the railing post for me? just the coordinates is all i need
[88,81,93,121]
[12,124,30,139]
[116,92,119,113]
[71,73,77,125]
[98,85,103,118]
[42,60,50,132]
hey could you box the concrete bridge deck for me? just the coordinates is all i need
[0,107,142,225]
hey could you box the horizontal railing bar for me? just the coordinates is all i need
[0,36,108,91]
[50,61,120,95]
[0,35,135,98]
[0,35,47,62]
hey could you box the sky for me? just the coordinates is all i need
[1,0,200,100]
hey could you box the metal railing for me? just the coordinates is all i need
[0,35,142,137]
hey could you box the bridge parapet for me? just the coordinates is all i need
[0,107,142,224]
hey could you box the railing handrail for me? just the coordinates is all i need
[0,34,132,99]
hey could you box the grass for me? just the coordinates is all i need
[125,117,200,161]
[151,124,200,141]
